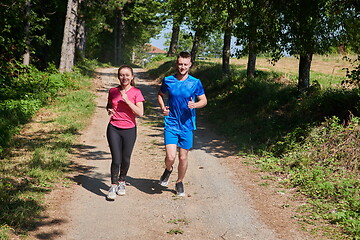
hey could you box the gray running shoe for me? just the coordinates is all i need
[159,168,172,186]
[107,184,117,200]
[117,181,126,196]
[175,182,185,197]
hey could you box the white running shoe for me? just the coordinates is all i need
[117,181,126,196]
[107,184,117,200]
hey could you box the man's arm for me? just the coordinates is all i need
[157,90,169,116]
[188,94,207,109]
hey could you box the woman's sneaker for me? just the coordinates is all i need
[107,184,118,200]
[159,168,172,186]
[175,182,185,197]
[117,181,126,196]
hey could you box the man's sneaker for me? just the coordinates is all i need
[117,181,126,196]
[159,168,172,186]
[107,184,117,200]
[175,182,185,197]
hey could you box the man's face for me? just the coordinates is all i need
[176,57,192,76]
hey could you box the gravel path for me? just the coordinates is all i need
[37,67,312,240]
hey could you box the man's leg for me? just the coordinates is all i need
[165,144,177,170]
[159,144,177,186]
[176,147,189,183]
[174,148,189,196]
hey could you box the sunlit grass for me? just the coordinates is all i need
[0,66,97,238]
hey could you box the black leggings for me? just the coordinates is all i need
[106,123,137,184]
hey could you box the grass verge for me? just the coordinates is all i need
[0,62,98,239]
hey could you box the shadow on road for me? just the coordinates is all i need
[72,144,111,161]
[72,174,109,197]
[126,176,175,195]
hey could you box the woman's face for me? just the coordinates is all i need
[118,67,133,87]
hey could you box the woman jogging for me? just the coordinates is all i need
[106,65,144,200]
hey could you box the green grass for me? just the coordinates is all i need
[0,62,97,238]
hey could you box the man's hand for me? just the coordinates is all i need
[188,97,196,109]
[162,106,170,116]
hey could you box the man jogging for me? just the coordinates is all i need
[157,51,207,196]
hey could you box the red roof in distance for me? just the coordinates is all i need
[146,44,166,54]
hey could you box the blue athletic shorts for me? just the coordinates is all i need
[164,129,193,150]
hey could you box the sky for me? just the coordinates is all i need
[149,26,241,52]
[150,36,167,50]
[149,27,170,50]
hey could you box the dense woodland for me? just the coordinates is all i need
[1,0,359,82]
[0,0,359,239]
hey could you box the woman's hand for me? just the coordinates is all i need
[120,90,129,103]
[107,108,115,116]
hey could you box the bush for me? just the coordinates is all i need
[0,62,89,156]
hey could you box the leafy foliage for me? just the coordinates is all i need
[343,55,360,87]
[0,61,82,155]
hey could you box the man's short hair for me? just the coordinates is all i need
[178,51,191,60]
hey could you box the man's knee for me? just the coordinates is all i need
[178,150,189,163]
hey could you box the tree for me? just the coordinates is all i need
[120,0,163,64]
[23,0,31,65]
[164,30,193,52]
[277,0,354,91]
[82,0,162,65]
[114,7,125,65]
[222,12,233,75]
[210,0,237,76]
[165,0,188,56]
[1,0,57,68]
[59,0,82,73]
[185,0,219,63]
[233,0,282,79]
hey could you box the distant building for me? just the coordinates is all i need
[140,44,166,66]
[145,44,166,54]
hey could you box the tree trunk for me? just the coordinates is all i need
[23,0,31,65]
[191,31,200,63]
[298,53,313,92]
[114,9,125,65]
[167,18,181,57]
[247,40,257,79]
[222,15,232,76]
[59,0,81,73]
[76,18,86,61]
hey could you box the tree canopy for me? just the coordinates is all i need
[1,0,358,88]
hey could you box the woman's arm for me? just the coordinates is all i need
[106,101,114,115]
[127,101,144,117]
[121,90,144,117]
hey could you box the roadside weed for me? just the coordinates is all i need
[166,229,184,235]
[167,218,189,235]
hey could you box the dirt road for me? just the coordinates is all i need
[31,68,314,240]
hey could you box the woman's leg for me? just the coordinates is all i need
[106,124,123,184]
[118,127,137,181]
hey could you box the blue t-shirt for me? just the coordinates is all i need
[160,74,205,132]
